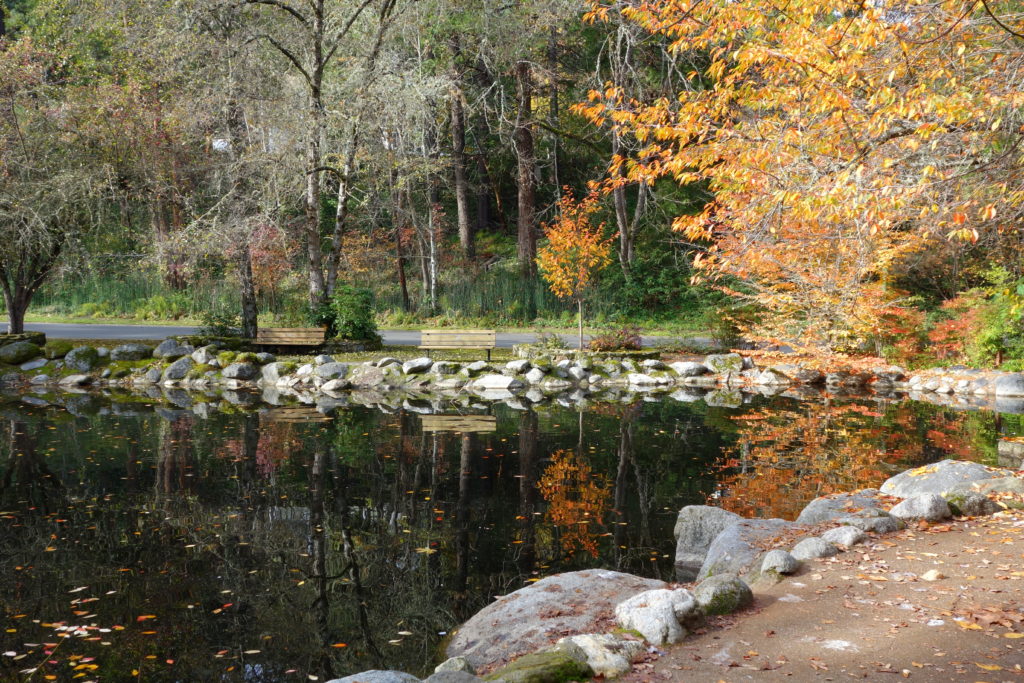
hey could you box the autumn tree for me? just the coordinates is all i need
[578,0,1024,350]
[537,190,614,349]
[0,41,106,333]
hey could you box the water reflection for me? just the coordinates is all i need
[0,393,1014,681]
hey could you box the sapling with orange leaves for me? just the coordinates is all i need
[537,190,615,350]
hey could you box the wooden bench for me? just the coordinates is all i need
[419,329,496,361]
[256,327,327,348]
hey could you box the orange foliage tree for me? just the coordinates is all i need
[537,190,614,349]
[576,0,1024,350]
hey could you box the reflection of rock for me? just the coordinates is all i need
[326,671,420,683]
[447,569,667,670]
[704,389,742,408]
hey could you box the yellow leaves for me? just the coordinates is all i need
[955,619,983,630]
[975,662,1003,671]
[536,189,614,302]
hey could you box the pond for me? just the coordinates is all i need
[1,391,1020,681]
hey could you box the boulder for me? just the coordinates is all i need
[326,672,420,683]
[704,353,744,374]
[505,359,532,374]
[626,373,659,386]
[255,352,276,364]
[464,361,490,376]
[20,358,47,372]
[59,374,92,386]
[614,588,700,645]
[835,510,902,534]
[888,493,951,522]
[432,361,459,375]
[555,633,643,679]
[314,354,335,365]
[349,365,387,387]
[698,518,791,580]
[692,574,753,615]
[953,476,1024,496]
[434,658,475,675]
[669,361,709,377]
[483,650,590,683]
[795,490,886,524]
[111,343,152,361]
[943,491,1002,517]
[760,549,801,575]
[424,673,480,683]
[446,569,667,670]
[402,357,434,374]
[261,362,294,384]
[673,505,743,582]
[524,368,546,384]
[316,362,350,380]
[64,346,100,372]
[222,362,258,381]
[0,341,40,365]
[880,460,1011,498]
[321,378,351,393]
[375,357,402,368]
[152,338,193,359]
[994,373,1024,397]
[641,359,667,371]
[820,525,867,547]
[191,346,218,365]
[790,537,838,561]
[162,356,194,381]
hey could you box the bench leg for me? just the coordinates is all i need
[486,348,491,362]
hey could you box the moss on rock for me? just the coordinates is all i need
[483,650,591,683]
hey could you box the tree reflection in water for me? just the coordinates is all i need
[0,394,998,680]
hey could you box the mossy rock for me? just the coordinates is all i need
[186,363,216,380]
[43,339,74,359]
[217,350,238,366]
[483,650,591,683]
[235,351,259,364]
[0,331,45,347]
[0,341,40,365]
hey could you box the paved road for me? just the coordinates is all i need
[8,321,708,349]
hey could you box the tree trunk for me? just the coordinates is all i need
[2,289,29,334]
[514,60,537,277]
[395,226,411,312]
[305,101,327,305]
[451,83,474,260]
[238,243,258,338]
[578,299,584,350]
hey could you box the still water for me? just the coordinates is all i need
[0,392,1014,681]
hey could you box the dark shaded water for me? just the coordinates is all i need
[1,392,1019,681]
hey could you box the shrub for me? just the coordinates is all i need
[330,285,378,341]
[589,326,642,352]
[198,309,241,337]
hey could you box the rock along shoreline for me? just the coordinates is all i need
[6,337,1024,415]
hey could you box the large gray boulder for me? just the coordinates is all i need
[703,353,744,374]
[880,460,1011,498]
[111,343,152,361]
[821,525,868,547]
[795,489,885,524]
[446,569,667,670]
[316,362,350,380]
[692,574,753,615]
[191,345,218,365]
[64,346,100,371]
[698,518,791,580]
[889,493,952,522]
[669,361,709,377]
[261,362,293,384]
[614,588,700,645]
[349,364,387,387]
[153,338,193,359]
[995,373,1024,397]
[162,356,194,381]
[20,358,47,372]
[326,672,420,683]
[0,341,40,365]
[791,537,838,561]
[222,362,258,381]
[403,357,434,374]
[673,505,743,582]
[555,633,644,679]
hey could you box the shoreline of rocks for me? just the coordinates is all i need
[7,337,1024,415]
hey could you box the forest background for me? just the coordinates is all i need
[2,0,1024,369]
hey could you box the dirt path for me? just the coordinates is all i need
[624,511,1024,682]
